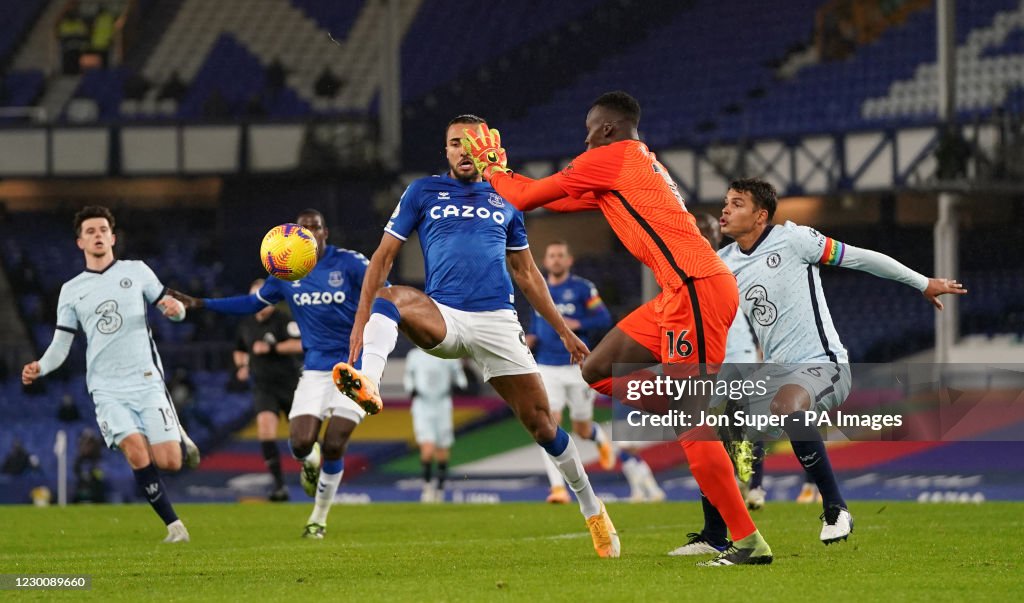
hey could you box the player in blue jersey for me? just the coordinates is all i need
[332,115,620,558]
[529,240,665,504]
[22,206,198,543]
[169,209,372,539]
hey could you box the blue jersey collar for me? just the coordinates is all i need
[440,172,491,189]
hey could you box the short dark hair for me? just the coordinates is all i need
[546,239,572,254]
[591,91,641,125]
[297,208,324,224]
[74,205,115,237]
[729,178,777,220]
[447,114,486,129]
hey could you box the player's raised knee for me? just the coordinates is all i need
[289,437,315,459]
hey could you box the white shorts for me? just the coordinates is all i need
[411,396,454,448]
[288,370,366,424]
[538,364,595,421]
[425,301,538,382]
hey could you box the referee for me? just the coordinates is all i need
[234,279,303,501]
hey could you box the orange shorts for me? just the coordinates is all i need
[617,272,738,368]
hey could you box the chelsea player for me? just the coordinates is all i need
[332,115,620,558]
[671,179,966,552]
[169,209,372,539]
[23,206,198,543]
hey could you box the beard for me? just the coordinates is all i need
[449,159,478,183]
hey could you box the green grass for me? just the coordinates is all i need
[1,502,1021,601]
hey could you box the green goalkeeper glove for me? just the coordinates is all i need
[461,124,510,180]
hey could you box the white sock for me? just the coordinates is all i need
[540,448,564,488]
[361,313,399,385]
[308,468,343,525]
[549,437,601,517]
[590,423,609,445]
[622,457,644,493]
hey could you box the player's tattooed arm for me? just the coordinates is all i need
[506,249,590,364]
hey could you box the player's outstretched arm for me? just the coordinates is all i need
[506,249,590,365]
[461,124,601,212]
[168,288,270,315]
[167,288,204,310]
[350,233,403,363]
[830,244,967,310]
[490,172,575,211]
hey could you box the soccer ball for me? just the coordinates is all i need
[260,223,318,281]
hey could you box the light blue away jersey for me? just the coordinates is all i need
[384,174,529,312]
[718,222,849,364]
[256,245,368,371]
[54,259,168,394]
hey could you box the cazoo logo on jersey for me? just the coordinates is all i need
[429,204,506,224]
[293,290,347,306]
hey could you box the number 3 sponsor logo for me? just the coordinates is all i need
[95,300,123,334]
[745,285,778,326]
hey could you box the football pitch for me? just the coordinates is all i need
[2,502,1021,601]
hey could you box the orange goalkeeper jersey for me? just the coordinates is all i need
[491,139,730,290]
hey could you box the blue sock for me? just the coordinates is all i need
[618,450,636,463]
[322,458,344,475]
[133,463,178,525]
[700,492,729,546]
[750,441,765,489]
[371,297,401,323]
[784,412,846,510]
[588,424,598,441]
[539,427,570,456]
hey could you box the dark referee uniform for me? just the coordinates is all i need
[236,312,302,415]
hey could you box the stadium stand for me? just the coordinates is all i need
[0,0,47,66]
[6,0,1018,148]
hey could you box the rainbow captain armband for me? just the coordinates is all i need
[585,295,605,310]
[819,237,845,266]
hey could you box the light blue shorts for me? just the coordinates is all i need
[411,396,454,449]
[93,387,180,450]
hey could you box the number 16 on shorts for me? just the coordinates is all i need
[665,329,692,359]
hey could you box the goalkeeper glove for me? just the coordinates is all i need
[461,124,510,179]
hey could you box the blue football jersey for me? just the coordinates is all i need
[256,245,368,371]
[384,174,529,312]
[529,275,611,366]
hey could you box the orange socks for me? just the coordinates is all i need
[680,428,756,541]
